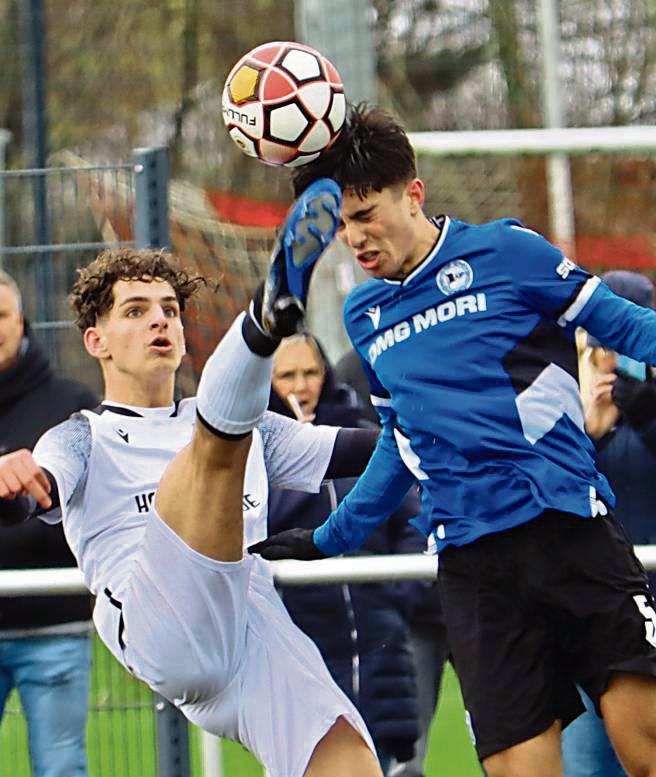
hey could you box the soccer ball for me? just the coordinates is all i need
[222,41,346,168]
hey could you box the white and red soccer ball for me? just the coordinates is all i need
[222,41,346,168]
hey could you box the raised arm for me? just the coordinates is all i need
[500,223,656,364]
[576,283,656,365]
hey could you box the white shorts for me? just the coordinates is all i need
[93,512,376,777]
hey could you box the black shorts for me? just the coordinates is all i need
[438,508,656,761]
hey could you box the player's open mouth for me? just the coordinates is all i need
[357,251,380,270]
[149,336,173,353]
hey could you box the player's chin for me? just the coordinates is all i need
[361,265,387,280]
[146,350,183,371]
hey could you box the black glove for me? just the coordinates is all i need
[248,528,326,561]
[612,373,656,429]
[0,495,32,526]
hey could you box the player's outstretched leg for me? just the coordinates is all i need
[262,177,341,337]
[158,175,343,554]
[155,311,275,562]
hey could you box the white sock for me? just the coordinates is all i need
[196,312,272,436]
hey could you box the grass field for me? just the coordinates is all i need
[0,636,483,776]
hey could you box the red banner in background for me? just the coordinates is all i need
[577,234,656,272]
[205,189,288,228]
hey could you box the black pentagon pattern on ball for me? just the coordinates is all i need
[325,91,343,133]
[275,45,326,86]
[262,98,315,147]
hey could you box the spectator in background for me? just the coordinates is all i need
[562,269,656,777]
[0,271,96,777]
[335,346,448,777]
[269,333,421,776]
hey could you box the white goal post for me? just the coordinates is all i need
[408,126,656,158]
[408,124,656,268]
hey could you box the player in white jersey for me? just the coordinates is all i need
[0,179,383,777]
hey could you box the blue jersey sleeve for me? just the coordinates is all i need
[313,413,416,555]
[313,308,415,555]
[576,282,656,365]
[354,349,394,426]
[501,223,593,321]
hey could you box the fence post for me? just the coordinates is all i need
[133,146,170,249]
[133,146,190,777]
[0,129,10,269]
[154,695,191,777]
[19,0,56,357]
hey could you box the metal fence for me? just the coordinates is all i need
[0,633,157,777]
[0,147,169,393]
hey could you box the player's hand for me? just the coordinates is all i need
[248,528,326,560]
[0,450,52,510]
[585,373,619,439]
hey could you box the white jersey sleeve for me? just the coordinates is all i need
[258,410,338,493]
[32,413,91,524]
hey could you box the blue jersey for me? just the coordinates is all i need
[315,216,656,555]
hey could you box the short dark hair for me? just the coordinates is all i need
[70,247,211,331]
[292,103,417,198]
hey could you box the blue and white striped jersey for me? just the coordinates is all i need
[314,216,656,555]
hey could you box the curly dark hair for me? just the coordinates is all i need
[69,247,212,331]
[291,102,417,199]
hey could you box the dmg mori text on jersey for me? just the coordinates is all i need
[368,292,488,365]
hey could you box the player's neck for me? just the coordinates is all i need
[398,215,441,279]
[103,372,176,409]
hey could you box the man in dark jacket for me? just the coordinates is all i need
[269,332,421,776]
[0,270,97,777]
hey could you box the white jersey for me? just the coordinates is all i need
[32,398,338,596]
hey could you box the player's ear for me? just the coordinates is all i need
[83,326,110,360]
[406,178,425,213]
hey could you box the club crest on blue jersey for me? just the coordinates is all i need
[436,260,473,296]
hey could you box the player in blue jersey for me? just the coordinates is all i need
[250,104,656,777]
